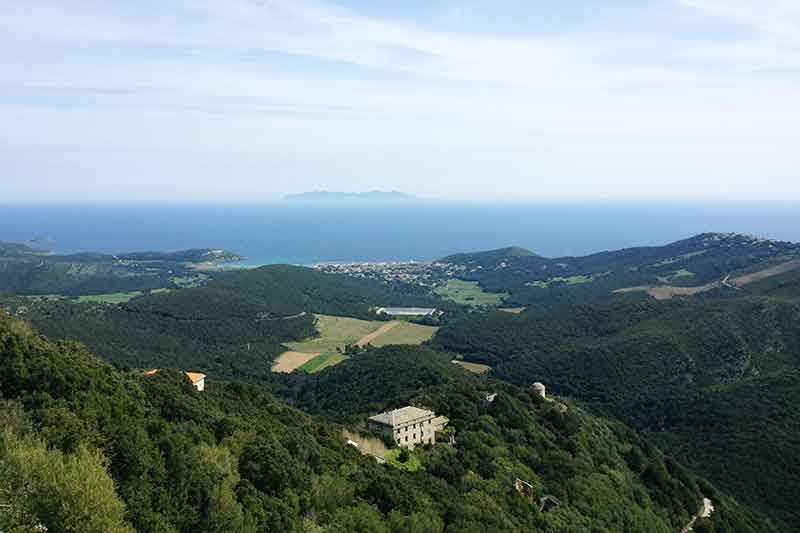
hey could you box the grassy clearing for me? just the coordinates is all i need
[298,353,349,373]
[384,449,423,472]
[652,250,708,268]
[370,322,438,347]
[434,279,507,306]
[527,275,598,289]
[451,360,492,374]
[151,288,173,294]
[286,314,383,353]
[283,314,436,373]
[169,274,209,288]
[498,307,526,314]
[76,292,143,304]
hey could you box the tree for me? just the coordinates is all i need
[0,428,133,533]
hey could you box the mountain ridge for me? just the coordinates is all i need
[283,190,418,203]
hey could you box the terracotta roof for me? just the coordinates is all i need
[143,369,205,383]
[184,372,206,384]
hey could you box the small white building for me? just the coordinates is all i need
[532,382,546,400]
[375,307,439,317]
[185,372,206,392]
[368,406,444,448]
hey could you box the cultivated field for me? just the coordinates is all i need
[451,360,492,374]
[272,351,322,373]
[285,314,383,353]
[273,314,438,373]
[298,353,349,373]
[369,321,438,347]
[435,279,507,306]
[76,291,144,304]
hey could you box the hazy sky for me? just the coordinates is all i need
[2,0,799,202]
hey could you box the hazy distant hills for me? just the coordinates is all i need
[282,190,419,203]
[0,241,243,295]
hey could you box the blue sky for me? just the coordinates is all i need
[1,0,799,202]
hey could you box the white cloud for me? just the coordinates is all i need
[0,0,798,201]
[678,0,800,43]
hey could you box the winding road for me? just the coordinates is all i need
[680,498,714,533]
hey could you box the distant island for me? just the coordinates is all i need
[282,190,419,203]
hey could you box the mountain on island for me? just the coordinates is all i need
[282,190,419,203]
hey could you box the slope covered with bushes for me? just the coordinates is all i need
[434,291,800,529]
[0,313,764,531]
[3,265,439,378]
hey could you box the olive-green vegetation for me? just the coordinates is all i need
[434,279,507,306]
[0,241,240,296]
[0,427,134,532]
[441,233,800,309]
[169,274,210,288]
[528,274,597,288]
[0,318,763,532]
[384,449,422,472]
[652,250,707,267]
[1,265,437,380]
[298,353,349,373]
[434,276,800,530]
[76,291,144,304]
[276,345,767,532]
[286,314,383,353]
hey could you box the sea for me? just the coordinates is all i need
[1,202,798,266]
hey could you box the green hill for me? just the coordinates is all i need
[0,241,242,296]
[0,313,767,532]
[434,282,800,529]
[442,246,538,263]
[2,265,438,379]
[439,233,800,309]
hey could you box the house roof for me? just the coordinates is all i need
[143,369,206,383]
[369,406,435,427]
[184,372,206,384]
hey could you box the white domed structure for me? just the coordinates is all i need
[532,382,546,400]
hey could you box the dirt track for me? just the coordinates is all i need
[731,258,800,285]
[680,498,714,533]
[357,321,400,346]
[614,258,800,300]
[271,351,321,373]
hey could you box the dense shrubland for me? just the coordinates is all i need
[0,313,765,531]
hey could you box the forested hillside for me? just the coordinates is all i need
[434,279,800,528]
[439,233,800,308]
[0,314,767,532]
[1,265,439,378]
[0,240,241,296]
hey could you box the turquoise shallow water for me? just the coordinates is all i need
[1,202,798,264]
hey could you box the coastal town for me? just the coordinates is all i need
[315,260,467,289]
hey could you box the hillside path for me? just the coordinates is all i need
[357,321,400,346]
[615,258,800,300]
[680,498,714,533]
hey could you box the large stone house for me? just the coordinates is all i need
[368,406,445,448]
